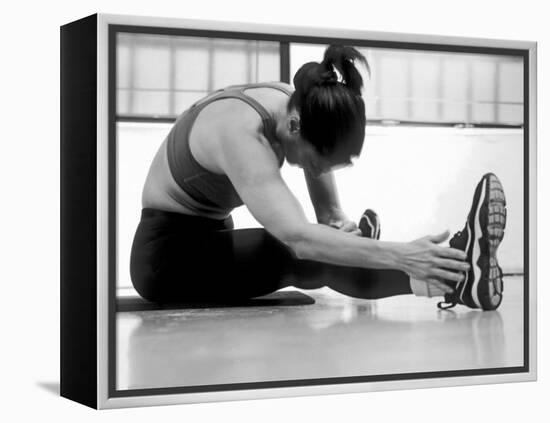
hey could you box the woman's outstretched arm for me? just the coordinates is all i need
[216,125,467,293]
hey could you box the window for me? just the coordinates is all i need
[116,33,281,119]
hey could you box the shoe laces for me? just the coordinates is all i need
[441,230,467,310]
[437,289,460,310]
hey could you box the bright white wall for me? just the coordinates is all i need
[117,123,524,289]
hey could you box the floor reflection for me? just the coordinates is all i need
[117,276,523,390]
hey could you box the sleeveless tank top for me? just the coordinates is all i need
[166,82,293,219]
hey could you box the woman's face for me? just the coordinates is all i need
[280,111,359,177]
[288,136,355,178]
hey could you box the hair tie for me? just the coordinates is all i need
[318,63,338,85]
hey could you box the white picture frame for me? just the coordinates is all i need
[60,13,537,409]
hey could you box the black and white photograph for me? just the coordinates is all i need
[112,20,528,391]
[58,11,538,410]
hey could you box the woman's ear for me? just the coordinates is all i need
[289,116,301,134]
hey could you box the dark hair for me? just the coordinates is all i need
[288,45,369,157]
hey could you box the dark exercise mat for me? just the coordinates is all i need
[116,290,315,312]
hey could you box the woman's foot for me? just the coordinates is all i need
[438,173,507,311]
[359,209,381,240]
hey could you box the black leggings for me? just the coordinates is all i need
[130,208,412,304]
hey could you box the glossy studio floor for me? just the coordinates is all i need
[116,276,524,390]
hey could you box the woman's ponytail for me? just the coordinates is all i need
[288,44,369,156]
[292,45,368,102]
[321,45,369,95]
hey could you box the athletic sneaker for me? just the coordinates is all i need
[438,173,507,311]
[359,209,381,240]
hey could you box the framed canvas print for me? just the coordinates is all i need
[60,13,537,409]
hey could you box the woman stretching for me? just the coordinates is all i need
[130,45,506,311]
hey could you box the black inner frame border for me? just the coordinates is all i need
[107,23,530,399]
